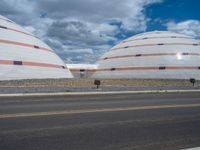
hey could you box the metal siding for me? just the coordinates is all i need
[0,65,72,80]
[93,70,200,79]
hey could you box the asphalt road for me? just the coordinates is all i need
[0,92,200,150]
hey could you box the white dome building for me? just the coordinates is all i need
[93,31,200,79]
[0,15,73,80]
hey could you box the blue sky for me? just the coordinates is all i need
[146,0,200,31]
[147,0,200,21]
[0,0,200,64]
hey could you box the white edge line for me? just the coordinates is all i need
[0,89,200,97]
[182,147,200,150]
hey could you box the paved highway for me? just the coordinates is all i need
[0,92,200,150]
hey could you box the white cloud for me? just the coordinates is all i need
[167,20,200,38]
[1,0,162,63]
[38,0,162,32]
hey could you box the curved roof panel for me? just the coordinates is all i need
[93,31,200,79]
[0,15,73,80]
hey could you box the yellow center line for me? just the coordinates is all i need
[1,103,200,119]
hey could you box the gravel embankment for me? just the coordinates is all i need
[0,79,199,94]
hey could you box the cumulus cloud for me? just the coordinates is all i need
[1,0,162,63]
[46,20,117,45]
[167,20,200,38]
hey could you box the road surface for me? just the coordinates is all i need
[0,92,200,150]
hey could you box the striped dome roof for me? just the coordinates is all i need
[0,15,73,80]
[93,31,200,79]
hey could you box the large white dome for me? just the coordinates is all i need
[93,31,200,79]
[0,15,73,80]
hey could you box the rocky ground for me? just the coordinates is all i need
[0,79,199,94]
